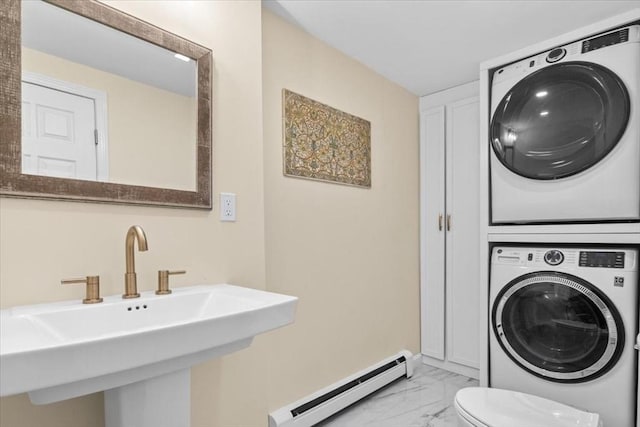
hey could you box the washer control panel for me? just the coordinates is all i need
[579,251,625,269]
[492,247,636,271]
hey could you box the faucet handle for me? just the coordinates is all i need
[156,270,186,295]
[61,276,103,304]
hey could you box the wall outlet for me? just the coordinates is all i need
[219,192,236,222]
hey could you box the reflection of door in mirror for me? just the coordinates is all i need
[21,0,198,191]
[22,75,109,182]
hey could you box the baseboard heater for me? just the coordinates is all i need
[268,350,414,427]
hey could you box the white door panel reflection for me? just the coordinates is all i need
[22,81,97,181]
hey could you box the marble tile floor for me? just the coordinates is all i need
[315,362,478,427]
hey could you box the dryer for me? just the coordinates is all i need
[489,246,638,427]
[490,25,640,224]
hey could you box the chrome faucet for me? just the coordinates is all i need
[124,225,148,298]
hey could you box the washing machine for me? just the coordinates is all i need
[490,25,640,224]
[489,246,639,426]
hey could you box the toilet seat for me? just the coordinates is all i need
[454,387,602,427]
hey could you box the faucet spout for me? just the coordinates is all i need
[124,225,148,298]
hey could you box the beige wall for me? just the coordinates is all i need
[1,1,266,427]
[0,3,420,427]
[22,47,196,191]
[262,10,420,411]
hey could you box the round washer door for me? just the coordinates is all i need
[491,61,629,180]
[492,271,625,383]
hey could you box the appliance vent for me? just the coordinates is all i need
[269,350,413,427]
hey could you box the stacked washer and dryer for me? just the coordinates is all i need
[487,22,640,427]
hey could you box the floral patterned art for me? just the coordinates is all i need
[283,89,371,188]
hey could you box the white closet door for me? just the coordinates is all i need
[445,97,480,369]
[420,106,446,360]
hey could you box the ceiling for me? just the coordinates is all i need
[263,1,639,96]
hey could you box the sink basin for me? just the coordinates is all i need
[0,284,297,406]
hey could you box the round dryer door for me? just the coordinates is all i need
[492,271,625,383]
[490,61,629,179]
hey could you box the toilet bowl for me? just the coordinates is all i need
[454,387,603,427]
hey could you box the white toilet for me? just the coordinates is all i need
[454,387,603,427]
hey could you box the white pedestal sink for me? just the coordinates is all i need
[0,284,298,427]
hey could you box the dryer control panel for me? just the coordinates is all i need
[582,28,629,53]
[491,25,640,85]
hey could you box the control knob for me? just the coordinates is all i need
[544,250,564,266]
[546,48,566,63]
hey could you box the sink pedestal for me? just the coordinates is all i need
[105,369,190,427]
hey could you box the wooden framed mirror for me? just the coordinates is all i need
[0,0,212,209]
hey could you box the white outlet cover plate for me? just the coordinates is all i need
[220,193,236,221]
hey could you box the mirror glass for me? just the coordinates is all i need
[1,0,211,208]
[21,0,197,191]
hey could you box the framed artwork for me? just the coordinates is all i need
[283,89,371,188]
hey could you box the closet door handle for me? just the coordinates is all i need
[447,214,452,231]
[438,214,443,231]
